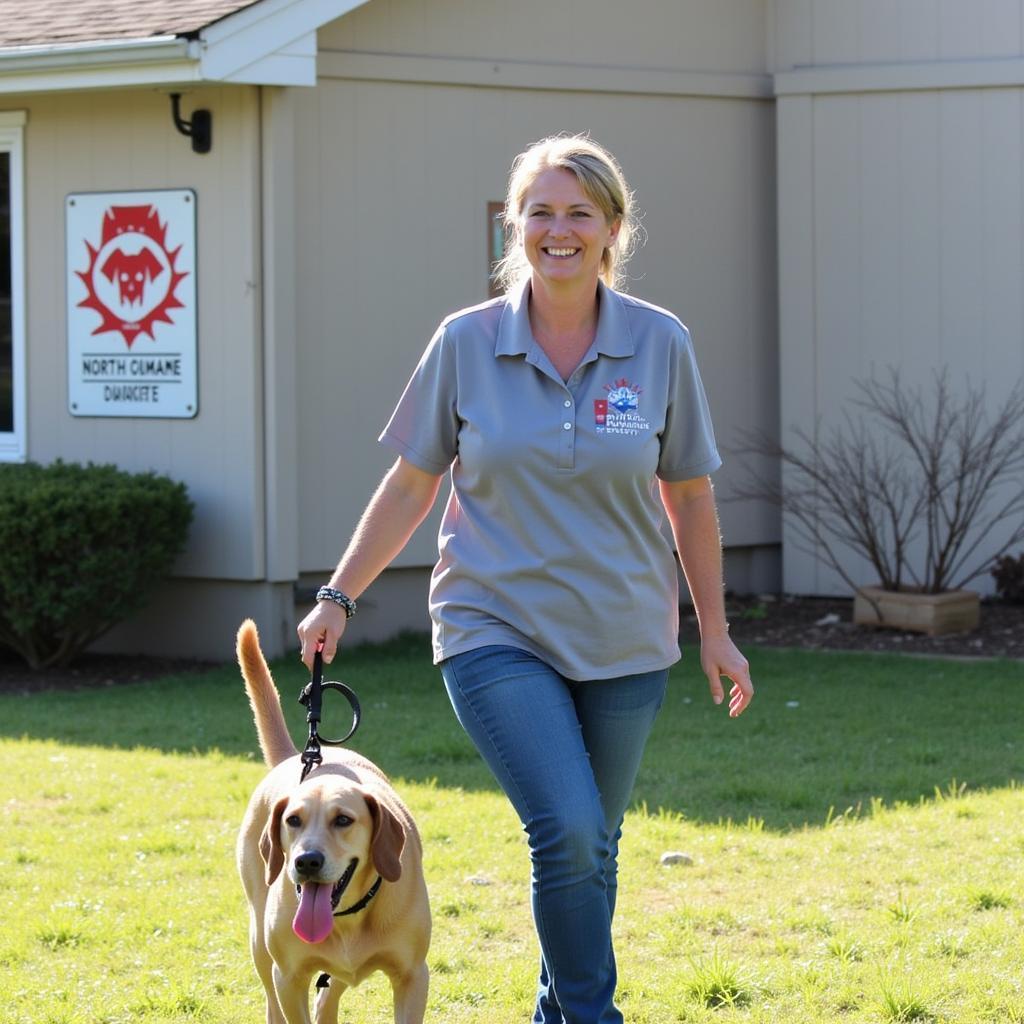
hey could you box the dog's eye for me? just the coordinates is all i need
[285,814,302,828]
[333,814,353,828]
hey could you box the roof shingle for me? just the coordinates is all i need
[0,0,262,49]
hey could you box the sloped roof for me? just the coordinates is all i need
[0,0,371,92]
[0,1,260,49]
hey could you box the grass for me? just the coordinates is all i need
[0,638,1022,1022]
[686,952,752,1009]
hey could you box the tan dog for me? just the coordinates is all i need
[235,620,430,1024]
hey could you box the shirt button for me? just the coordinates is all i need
[564,399,572,408]
[563,422,572,431]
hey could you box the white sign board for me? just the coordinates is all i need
[66,189,198,418]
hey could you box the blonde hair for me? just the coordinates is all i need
[493,134,638,293]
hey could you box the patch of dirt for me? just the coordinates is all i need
[0,595,1020,693]
[681,594,1023,661]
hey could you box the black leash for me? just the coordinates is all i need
[300,645,369,994]
[298,642,362,783]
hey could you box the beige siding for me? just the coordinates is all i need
[777,78,1024,594]
[13,86,265,580]
[772,0,1024,71]
[291,73,779,574]
[321,0,769,74]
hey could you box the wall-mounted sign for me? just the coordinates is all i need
[66,189,198,418]
[487,200,507,299]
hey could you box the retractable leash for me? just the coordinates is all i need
[298,640,362,783]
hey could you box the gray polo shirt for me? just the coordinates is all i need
[379,278,721,680]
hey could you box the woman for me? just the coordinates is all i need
[298,134,754,1023]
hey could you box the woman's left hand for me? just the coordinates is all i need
[700,634,754,718]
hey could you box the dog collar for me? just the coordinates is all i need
[296,858,383,919]
[334,874,383,917]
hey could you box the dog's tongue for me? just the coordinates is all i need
[293,882,334,944]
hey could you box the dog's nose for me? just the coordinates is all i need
[294,850,325,877]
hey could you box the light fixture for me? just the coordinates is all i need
[169,93,212,154]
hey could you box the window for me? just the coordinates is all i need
[0,111,25,461]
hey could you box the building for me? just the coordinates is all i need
[0,0,1020,658]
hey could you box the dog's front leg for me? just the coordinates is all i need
[312,976,346,1024]
[248,921,287,1024]
[390,962,429,1024]
[272,963,314,1024]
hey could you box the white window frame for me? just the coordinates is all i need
[0,111,26,462]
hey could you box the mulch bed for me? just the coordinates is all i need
[683,594,1024,661]
[0,649,220,695]
[0,596,1020,694]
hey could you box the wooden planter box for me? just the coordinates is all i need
[853,586,980,636]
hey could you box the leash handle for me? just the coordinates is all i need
[307,644,325,724]
[298,639,362,782]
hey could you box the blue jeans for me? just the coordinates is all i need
[440,645,668,1024]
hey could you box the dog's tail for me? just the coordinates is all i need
[236,619,299,768]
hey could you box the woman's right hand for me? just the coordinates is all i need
[297,600,349,668]
[295,457,444,671]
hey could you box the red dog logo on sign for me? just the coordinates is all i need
[67,189,198,418]
[76,204,189,348]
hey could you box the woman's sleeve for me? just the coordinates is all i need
[378,324,460,475]
[657,326,723,481]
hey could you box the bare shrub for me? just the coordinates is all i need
[728,369,1024,595]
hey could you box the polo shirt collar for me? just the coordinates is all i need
[494,277,635,361]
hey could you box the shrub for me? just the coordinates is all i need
[990,553,1024,604]
[0,461,193,668]
[730,369,1024,595]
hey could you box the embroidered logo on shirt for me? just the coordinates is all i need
[605,378,641,412]
[595,379,650,436]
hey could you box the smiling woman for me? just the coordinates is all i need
[296,133,754,1024]
[493,134,638,294]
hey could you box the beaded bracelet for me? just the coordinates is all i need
[315,585,357,619]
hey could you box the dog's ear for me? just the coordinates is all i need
[364,792,405,883]
[260,796,289,885]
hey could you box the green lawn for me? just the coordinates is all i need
[1,638,1022,1023]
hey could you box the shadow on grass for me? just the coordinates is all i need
[1,633,1022,831]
